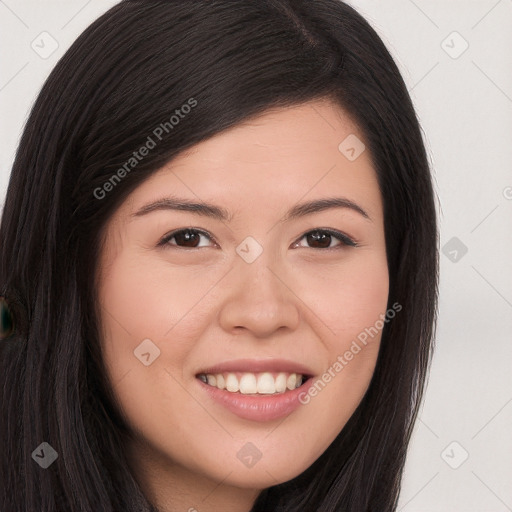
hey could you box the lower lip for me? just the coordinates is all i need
[197,378,314,422]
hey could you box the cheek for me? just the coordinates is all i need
[96,252,222,427]
[293,250,389,417]
[297,249,389,343]
[99,247,213,337]
[97,253,194,388]
[96,255,207,450]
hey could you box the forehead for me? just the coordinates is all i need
[118,98,382,223]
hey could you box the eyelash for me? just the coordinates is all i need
[158,227,358,250]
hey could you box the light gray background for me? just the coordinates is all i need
[1,1,511,510]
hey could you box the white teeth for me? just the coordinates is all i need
[216,374,225,390]
[257,372,276,394]
[239,373,257,394]
[199,371,306,395]
[275,373,287,393]
[225,373,239,392]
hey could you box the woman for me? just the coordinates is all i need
[0,0,438,510]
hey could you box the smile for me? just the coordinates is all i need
[196,371,307,395]
[195,361,315,422]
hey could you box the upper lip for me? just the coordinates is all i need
[196,358,315,377]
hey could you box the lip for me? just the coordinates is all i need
[197,375,314,422]
[195,358,315,422]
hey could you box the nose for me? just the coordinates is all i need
[217,253,300,338]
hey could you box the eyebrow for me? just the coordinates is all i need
[131,196,371,222]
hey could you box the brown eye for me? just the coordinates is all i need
[295,229,357,250]
[159,229,214,249]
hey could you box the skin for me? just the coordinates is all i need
[96,98,389,512]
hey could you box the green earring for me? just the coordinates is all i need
[0,296,15,340]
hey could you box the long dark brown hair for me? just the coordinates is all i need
[0,1,438,510]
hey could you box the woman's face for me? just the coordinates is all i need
[96,98,389,504]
